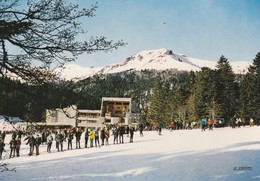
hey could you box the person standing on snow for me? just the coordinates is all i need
[201,118,207,131]
[35,134,42,156]
[113,125,119,144]
[0,137,5,159]
[75,128,82,149]
[105,127,110,146]
[84,128,89,148]
[157,122,163,135]
[25,135,35,156]
[139,123,144,137]
[55,130,64,152]
[208,118,214,130]
[129,126,134,143]
[9,138,16,158]
[100,127,105,146]
[119,125,124,144]
[67,129,74,150]
[250,117,254,127]
[95,128,100,148]
[16,137,21,157]
[47,133,53,153]
[89,129,95,148]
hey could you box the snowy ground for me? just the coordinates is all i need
[1,126,260,181]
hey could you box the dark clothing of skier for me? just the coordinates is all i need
[113,127,119,144]
[47,134,53,153]
[16,138,21,157]
[129,127,134,143]
[95,129,100,147]
[35,135,42,156]
[0,138,5,159]
[157,122,162,135]
[85,129,89,148]
[139,123,144,137]
[9,138,16,158]
[67,131,74,150]
[119,126,124,144]
[25,135,35,156]
[75,129,82,149]
[100,128,105,146]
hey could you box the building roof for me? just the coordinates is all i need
[102,97,131,102]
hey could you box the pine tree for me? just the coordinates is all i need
[241,52,260,119]
[215,55,238,120]
[194,67,217,118]
[147,79,164,124]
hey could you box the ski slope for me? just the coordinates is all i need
[1,126,260,181]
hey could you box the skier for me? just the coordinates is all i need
[169,122,174,132]
[25,135,35,156]
[75,128,82,149]
[126,125,129,137]
[139,123,144,137]
[250,117,254,127]
[157,122,162,135]
[201,118,207,131]
[113,125,119,144]
[84,128,89,148]
[0,137,5,159]
[105,127,110,146]
[35,134,42,156]
[129,126,134,143]
[55,130,64,152]
[47,133,53,153]
[208,118,214,130]
[9,138,16,158]
[89,129,95,148]
[119,125,124,144]
[16,137,21,157]
[94,128,100,147]
[1,131,6,142]
[67,129,74,150]
[100,127,105,146]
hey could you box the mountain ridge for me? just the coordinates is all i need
[56,48,251,80]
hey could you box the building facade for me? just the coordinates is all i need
[77,109,103,129]
[100,97,132,125]
[46,105,77,127]
[45,97,133,128]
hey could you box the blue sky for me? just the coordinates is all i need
[74,0,260,67]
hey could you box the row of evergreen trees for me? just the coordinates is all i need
[79,53,260,126]
[0,53,259,126]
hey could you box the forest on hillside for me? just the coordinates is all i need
[1,53,260,126]
[1,1,259,126]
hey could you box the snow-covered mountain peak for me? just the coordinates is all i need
[57,48,251,80]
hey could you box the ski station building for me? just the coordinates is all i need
[45,97,134,129]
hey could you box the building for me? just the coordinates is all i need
[45,105,77,127]
[45,97,134,129]
[100,97,132,125]
[77,109,103,129]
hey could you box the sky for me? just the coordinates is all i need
[71,0,260,67]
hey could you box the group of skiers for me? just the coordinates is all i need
[0,124,137,159]
[0,131,22,159]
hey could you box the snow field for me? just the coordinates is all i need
[1,126,260,181]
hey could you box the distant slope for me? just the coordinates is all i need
[57,48,251,80]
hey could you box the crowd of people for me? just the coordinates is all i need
[0,124,137,159]
[1,117,258,160]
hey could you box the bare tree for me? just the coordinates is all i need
[208,100,222,120]
[0,0,126,84]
